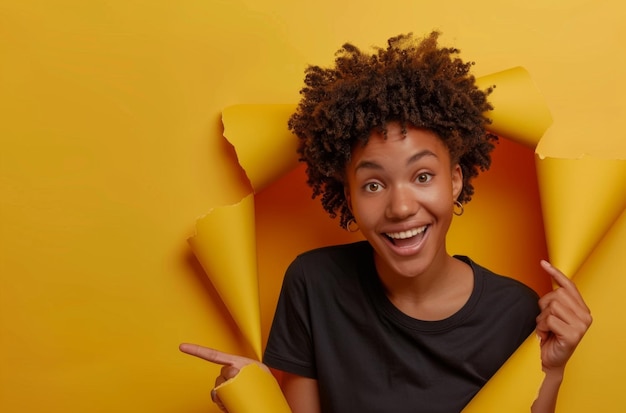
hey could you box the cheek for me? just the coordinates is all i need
[435,198,456,222]
[350,195,382,224]
[417,187,455,216]
[433,190,455,210]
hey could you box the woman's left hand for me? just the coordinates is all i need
[535,260,592,372]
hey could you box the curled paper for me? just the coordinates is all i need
[215,364,292,413]
[537,157,626,277]
[188,194,263,360]
[475,66,553,148]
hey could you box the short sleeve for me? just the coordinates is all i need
[263,257,317,378]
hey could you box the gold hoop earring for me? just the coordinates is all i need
[345,218,360,232]
[453,200,464,216]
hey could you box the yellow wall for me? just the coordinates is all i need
[1,1,624,412]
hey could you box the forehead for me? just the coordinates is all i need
[351,123,450,162]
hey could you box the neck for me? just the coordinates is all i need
[378,255,473,321]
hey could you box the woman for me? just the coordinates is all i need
[180,31,591,413]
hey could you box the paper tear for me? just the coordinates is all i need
[188,65,621,412]
[222,104,299,193]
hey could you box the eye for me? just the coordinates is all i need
[364,182,382,193]
[416,173,433,183]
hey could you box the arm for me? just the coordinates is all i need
[531,260,592,413]
[280,371,321,413]
[531,367,563,413]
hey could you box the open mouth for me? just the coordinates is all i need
[384,225,428,247]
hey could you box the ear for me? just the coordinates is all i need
[451,163,463,201]
[344,184,353,213]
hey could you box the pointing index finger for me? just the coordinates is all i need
[540,259,573,288]
[179,343,251,369]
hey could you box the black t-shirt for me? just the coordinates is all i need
[264,241,540,413]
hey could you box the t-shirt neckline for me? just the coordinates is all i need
[357,242,484,333]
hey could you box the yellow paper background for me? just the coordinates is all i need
[1,1,624,413]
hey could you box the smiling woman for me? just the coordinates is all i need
[180,31,591,413]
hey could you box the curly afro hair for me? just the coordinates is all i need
[288,31,498,229]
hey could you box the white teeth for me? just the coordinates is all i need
[386,226,427,240]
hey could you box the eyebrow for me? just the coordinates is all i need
[354,149,438,172]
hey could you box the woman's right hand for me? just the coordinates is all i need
[179,343,270,412]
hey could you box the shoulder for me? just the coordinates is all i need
[456,255,540,312]
[457,256,538,296]
[288,241,371,276]
[282,241,372,291]
[295,240,371,262]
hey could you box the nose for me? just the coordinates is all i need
[385,185,418,220]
